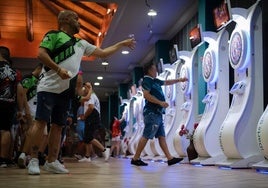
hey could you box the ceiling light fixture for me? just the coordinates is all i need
[102,61,109,66]
[145,0,157,17]
[94,82,100,86]
[122,50,129,54]
[147,9,157,16]
[97,76,103,80]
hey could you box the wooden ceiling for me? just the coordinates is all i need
[0,0,117,58]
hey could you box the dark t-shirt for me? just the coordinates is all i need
[0,61,19,103]
[142,75,165,115]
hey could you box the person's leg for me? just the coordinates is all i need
[47,123,62,163]
[0,103,16,167]
[27,120,47,174]
[156,118,183,166]
[115,140,121,157]
[30,120,47,158]
[90,138,105,151]
[158,136,173,160]
[78,143,92,162]
[0,130,11,166]
[20,119,33,155]
[110,140,116,156]
[133,137,148,160]
[84,116,110,161]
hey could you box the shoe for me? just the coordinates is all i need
[102,148,110,161]
[78,157,91,163]
[43,160,69,174]
[91,154,98,160]
[167,157,183,166]
[131,158,148,166]
[58,158,64,164]
[0,158,7,168]
[18,153,26,169]
[28,158,40,175]
[0,162,7,168]
[74,154,82,160]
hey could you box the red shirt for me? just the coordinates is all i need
[112,119,121,137]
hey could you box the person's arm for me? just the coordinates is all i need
[37,47,70,79]
[22,88,31,116]
[84,104,94,118]
[91,38,136,58]
[76,73,84,96]
[16,83,25,121]
[164,77,188,85]
[143,90,169,108]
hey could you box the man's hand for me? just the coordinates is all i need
[159,101,169,108]
[57,67,72,79]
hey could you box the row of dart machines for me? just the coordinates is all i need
[120,0,268,172]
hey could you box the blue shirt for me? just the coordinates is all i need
[142,76,165,115]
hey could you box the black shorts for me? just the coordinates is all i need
[0,101,16,131]
[83,109,101,143]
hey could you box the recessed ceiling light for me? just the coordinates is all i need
[122,50,129,54]
[97,76,103,80]
[94,82,100,86]
[102,61,109,66]
[147,9,157,16]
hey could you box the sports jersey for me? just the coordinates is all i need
[21,74,39,117]
[142,75,165,115]
[21,74,39,101]
[37,30,97,94]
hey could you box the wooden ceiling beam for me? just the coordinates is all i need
[76,1,107,17]
[57,0,103,26]
[40,0,60,17]
[26,0,34,41]
[52,0,102,33]
[79,25,97,43]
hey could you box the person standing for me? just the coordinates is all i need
[27,10,136,175]
[17,63,48,168]
[131,62,187,166]
[78,82,109,163]
[0,46,24,167]
[110,116,125,158]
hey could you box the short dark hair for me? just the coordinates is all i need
[143,61,155,75]
[0,46,12,64]
[0,46,10,58]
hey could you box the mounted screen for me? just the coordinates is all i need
[189,24,202,49]
[169,46,178,64]
[212,0,232,31]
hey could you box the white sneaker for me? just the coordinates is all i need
[28,158,40,175]
[18,153,26,169]
[102,148,110,161]
[74,154,82,160]
[43,160,69,174]
[78,157,91,163]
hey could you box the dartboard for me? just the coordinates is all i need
[229,29,249,70]
[229,32,243,66]
[180,65,189,93]
[202,51,213,80]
